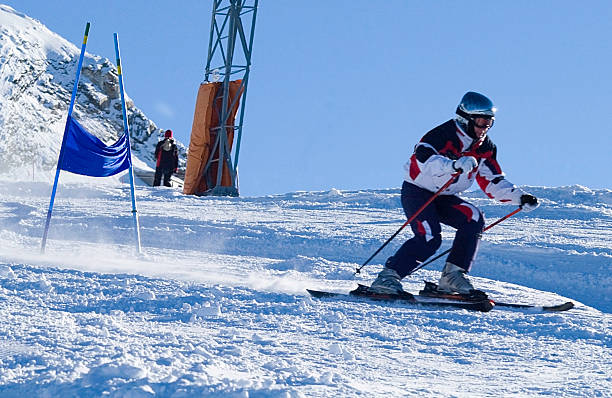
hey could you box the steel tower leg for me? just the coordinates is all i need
[198,0,258,196]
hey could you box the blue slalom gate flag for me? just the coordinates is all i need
[59,115,131,177]
[41,24,141,255]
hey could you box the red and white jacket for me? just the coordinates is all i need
[404,119,525,204]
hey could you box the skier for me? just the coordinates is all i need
[369,91,539,296]
[153,129,179,187]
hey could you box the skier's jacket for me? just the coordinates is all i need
[155,138,179,171]
[404,119,525,204]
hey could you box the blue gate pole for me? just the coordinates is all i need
[114,33,142,254]
[41,22,90,254]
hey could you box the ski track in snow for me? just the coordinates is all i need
[0,177,611,397]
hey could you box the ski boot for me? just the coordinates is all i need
[368,267,405,294]
[432,262,488,300]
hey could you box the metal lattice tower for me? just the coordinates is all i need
[200,0,258,196]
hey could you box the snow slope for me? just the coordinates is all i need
[0,172,610,397]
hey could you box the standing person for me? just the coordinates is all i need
[369,92,539,296]
[153,129,179,187]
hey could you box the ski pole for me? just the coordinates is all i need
[406,206,523,276]
[355,173,460,275]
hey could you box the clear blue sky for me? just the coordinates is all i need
[5,1,612,196]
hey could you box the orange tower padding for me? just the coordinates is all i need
[183,80,243,195]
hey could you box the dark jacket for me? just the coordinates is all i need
[155,138,179,171]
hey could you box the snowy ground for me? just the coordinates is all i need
[0,172,610,397]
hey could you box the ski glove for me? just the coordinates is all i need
[452,156,478,174]
[520,194,539,211]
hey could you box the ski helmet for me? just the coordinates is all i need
[455,91,496,138]
[456,91,496,120]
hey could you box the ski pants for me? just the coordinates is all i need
[153,167,173,187]
[386,182,485,278]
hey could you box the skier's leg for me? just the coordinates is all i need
[370,183,443,293]
[153,168,162,186]
[163,169,172,187]
[385,182,443,278]
[437,196,485,272]
[436,196,485,293]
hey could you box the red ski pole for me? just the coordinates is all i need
[355,173,460,275]
[406,206,523,276]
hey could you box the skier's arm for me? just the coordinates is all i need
[173,146,178,172]
[476,145,525,204]
[413,143,456,177]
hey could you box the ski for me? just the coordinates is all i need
[419,281,574,312]
[307,284,494,312]
[491,300,574,312]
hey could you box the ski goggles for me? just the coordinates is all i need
[473,117,494,129]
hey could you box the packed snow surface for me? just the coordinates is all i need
[0,172,610,397]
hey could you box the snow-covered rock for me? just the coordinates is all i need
[0,5,186,174]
